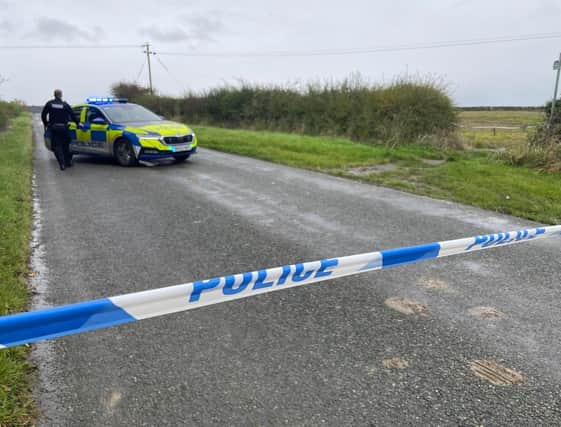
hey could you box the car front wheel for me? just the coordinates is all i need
[115,139,138,167]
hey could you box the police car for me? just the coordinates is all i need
[44,97,198,166]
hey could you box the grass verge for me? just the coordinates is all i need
[0,113,35,425]
[196,125,561,224]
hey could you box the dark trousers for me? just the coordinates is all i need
[51,126,71,168]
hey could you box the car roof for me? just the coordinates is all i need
[73,102,138,108]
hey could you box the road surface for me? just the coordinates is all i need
[30,115,561,426]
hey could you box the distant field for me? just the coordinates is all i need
[458,110,543,149]
[459,110,543,127]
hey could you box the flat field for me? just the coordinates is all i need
[458,110,543,149]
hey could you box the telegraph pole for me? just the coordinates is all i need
[143,42,156,95]
[550,52,561,131]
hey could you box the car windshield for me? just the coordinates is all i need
[101,104,162,123]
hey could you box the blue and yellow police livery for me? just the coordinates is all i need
[44,97,198,166]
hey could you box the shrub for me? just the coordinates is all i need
[503,99,561,171]
[503,143,561,172]
[528,99,561,146]
[0,101,24,131]
[111,76,457,145]
[110,82,151,100]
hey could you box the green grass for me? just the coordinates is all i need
[0,113,35,425]
[196,125,561,224]
[195,126,445,169]
[359,156,561,224]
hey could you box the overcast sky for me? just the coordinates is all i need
[1,0,560,106]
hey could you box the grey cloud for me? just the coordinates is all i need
[140,27,190,43]
[0,19,14,33]
[531,0,561,16]
[0,0,557,106]
[189,14,225,42]
[26,17,103,42]
[140,13,226,45]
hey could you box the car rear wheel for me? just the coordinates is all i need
[174,154,190,163]
[115,139,138,167]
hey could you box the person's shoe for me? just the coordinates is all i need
[59,163,66,171]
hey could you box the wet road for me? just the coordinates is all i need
[31,115,561,426]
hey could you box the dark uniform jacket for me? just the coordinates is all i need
[41,98,79,129]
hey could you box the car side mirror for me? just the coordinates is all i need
[92,117,107,125]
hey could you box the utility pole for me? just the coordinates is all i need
[550,53,561,126]
[143,42,156,95]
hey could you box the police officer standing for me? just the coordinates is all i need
[41,89,80,170]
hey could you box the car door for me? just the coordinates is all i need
[68,106,84,154]
[83,106,110,154]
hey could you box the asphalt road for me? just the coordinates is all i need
[30,115,561,426]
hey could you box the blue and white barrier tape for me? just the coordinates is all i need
[1,226,560,349]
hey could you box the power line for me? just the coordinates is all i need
[1,31,559,57]
[0,44,142,49]
[157,32,561,58]
[134,60,146,84]
[155,55,170,73]
[155,55,187,93]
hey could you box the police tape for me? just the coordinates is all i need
[1,225,560,349]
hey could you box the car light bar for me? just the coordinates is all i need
[86,97,128,105]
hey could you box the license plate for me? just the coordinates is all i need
[174,144,190,152]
